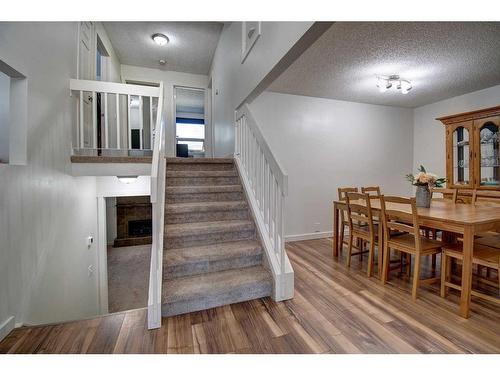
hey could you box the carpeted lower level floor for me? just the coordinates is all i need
[107,245,151,313]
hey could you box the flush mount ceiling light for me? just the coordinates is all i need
[117,176,138,184]
[152,33,169,46]
[376,75,412,94]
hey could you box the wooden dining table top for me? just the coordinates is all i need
[335,198,500,226]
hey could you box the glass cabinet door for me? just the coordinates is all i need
[475,117,499,188]
[450,123,472,187]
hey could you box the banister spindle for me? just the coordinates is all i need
[104,93,109,148]
[79,91,84,148]
[127,94,131,150]
[150,96,154,150]
[273,178,279,254]
[116,94,121,149]
[139,96,144,150]
[92,91,97,149]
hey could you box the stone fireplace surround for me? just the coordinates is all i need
[113,196,152,247]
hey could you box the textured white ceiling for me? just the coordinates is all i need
[268,22,500,108]
[102,22,223,75]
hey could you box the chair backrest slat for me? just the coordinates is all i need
[338,187,358,201]
[361,186,381,196]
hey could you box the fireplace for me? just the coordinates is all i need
[128,219,152,237]
[113,196,152,247]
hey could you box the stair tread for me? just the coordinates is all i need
[166,157,233,164]
[166,185,242,194]
[167,170,238,177]
[164,240,262,266]
[162,266,271,304]
[165,220,254,237]
[166,200,247,213]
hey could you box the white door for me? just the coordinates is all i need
[79,22,94,148]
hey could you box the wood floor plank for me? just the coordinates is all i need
[86,313,125,354]
[1,238,499,354]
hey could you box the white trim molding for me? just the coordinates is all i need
[0,316,15,342]
[285,231,333,242]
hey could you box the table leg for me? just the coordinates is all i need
[459,225,473,318]
[333,202,339,257]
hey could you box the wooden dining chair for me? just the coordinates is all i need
[456,189,472,204]
[441,242,500,305]
[361,186,381,196]
[380,196,443,300]
[345,192,377,277]
[338,187,359,254]
[430,188,458,202]
[471,190,500,278]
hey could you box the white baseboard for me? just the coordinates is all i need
[0,316,15,342]
[285,231,333,242]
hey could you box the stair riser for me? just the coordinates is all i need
[161,280,272,317]
[167,163,235,171]
[163,254,263,279]
[165,230,255,250]
[166,192,244,203]
[166,176,240,186]
[165,210,249,224]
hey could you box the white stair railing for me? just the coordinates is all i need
[70,79,161,156]
[234,104,293,301]
[148,82,165,329]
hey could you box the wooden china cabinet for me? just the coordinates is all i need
[437,105,500,192]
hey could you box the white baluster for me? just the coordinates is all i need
[104,93,109,149]
[150,96,153,150]
[274,177,279,256]
[127,94,131,150]
[92,91,97,149]
[139,96,144,150]
[116,94,121,149]
[79,91,84,148]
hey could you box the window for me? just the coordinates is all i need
[0,60,27,165]
[176,118,205,153]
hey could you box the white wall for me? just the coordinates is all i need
[0,72,9,162]
[210,22,314,157]
[96,175,151,197]
[413,84,500,179]
[120,65,209,157]
[250,92,414,239]
[0,22,101,326]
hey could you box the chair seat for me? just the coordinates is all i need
[387,233,442,254]
[474,233,500,249]
[442,243,500,268]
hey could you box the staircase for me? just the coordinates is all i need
[161,157,272,316]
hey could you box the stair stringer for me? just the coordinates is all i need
[233,157,294,301]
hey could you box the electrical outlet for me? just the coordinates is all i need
[88,265,94,277]
[87,236,94,248]
[314,222,321,233]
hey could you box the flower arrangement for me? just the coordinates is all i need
[406,165,446,188]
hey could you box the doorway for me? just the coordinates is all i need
[103,196,152,313]
[174,86,207,157]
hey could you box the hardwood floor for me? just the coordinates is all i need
[1,238,499,354]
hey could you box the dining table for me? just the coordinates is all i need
[332,198,500,318]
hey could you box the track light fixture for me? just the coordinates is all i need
[376,75,412,94]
